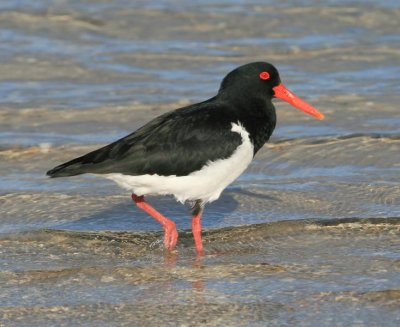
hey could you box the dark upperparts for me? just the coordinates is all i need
[46,62,282,178]
[46,99,276,178]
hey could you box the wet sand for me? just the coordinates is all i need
[1,1,400,326]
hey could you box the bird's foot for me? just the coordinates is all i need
[132,193,179,251]
[196,247,205,256]
[163,220,178,250]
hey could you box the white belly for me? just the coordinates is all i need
[100,123,254,204]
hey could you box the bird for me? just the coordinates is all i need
[47,62,324,255]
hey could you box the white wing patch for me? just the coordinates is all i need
[101,122,254,203]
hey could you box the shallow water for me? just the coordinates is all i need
[1,0,400,326]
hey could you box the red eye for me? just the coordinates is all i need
[259,71,270,80]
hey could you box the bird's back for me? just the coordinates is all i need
[46,99,245,178]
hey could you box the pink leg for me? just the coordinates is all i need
[192,211,204,256]
[131,194,178,250]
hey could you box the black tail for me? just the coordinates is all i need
[46,141,118,178]
[46,157,88,178]
[46,130,139,178]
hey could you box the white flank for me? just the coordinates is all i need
[101,122,254,203]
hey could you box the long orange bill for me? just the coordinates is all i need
[273,83,324,120]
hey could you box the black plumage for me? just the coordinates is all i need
[47,62,279,178]
[46,61,324,254]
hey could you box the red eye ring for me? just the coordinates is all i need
[259,71,270,80]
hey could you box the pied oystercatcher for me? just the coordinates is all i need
[47,62,324,255]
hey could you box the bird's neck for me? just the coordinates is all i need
[218,93,277,154]
[240,99,277,154]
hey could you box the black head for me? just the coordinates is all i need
[218,62,281,100]
[218,62,324,120]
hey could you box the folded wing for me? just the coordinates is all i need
[47,102,243,178]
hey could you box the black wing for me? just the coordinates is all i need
[47,100,243,178]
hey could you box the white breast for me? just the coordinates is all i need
[101,122,254,204]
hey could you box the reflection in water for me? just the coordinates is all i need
[0,218,399,325]
[1,135,399,326]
